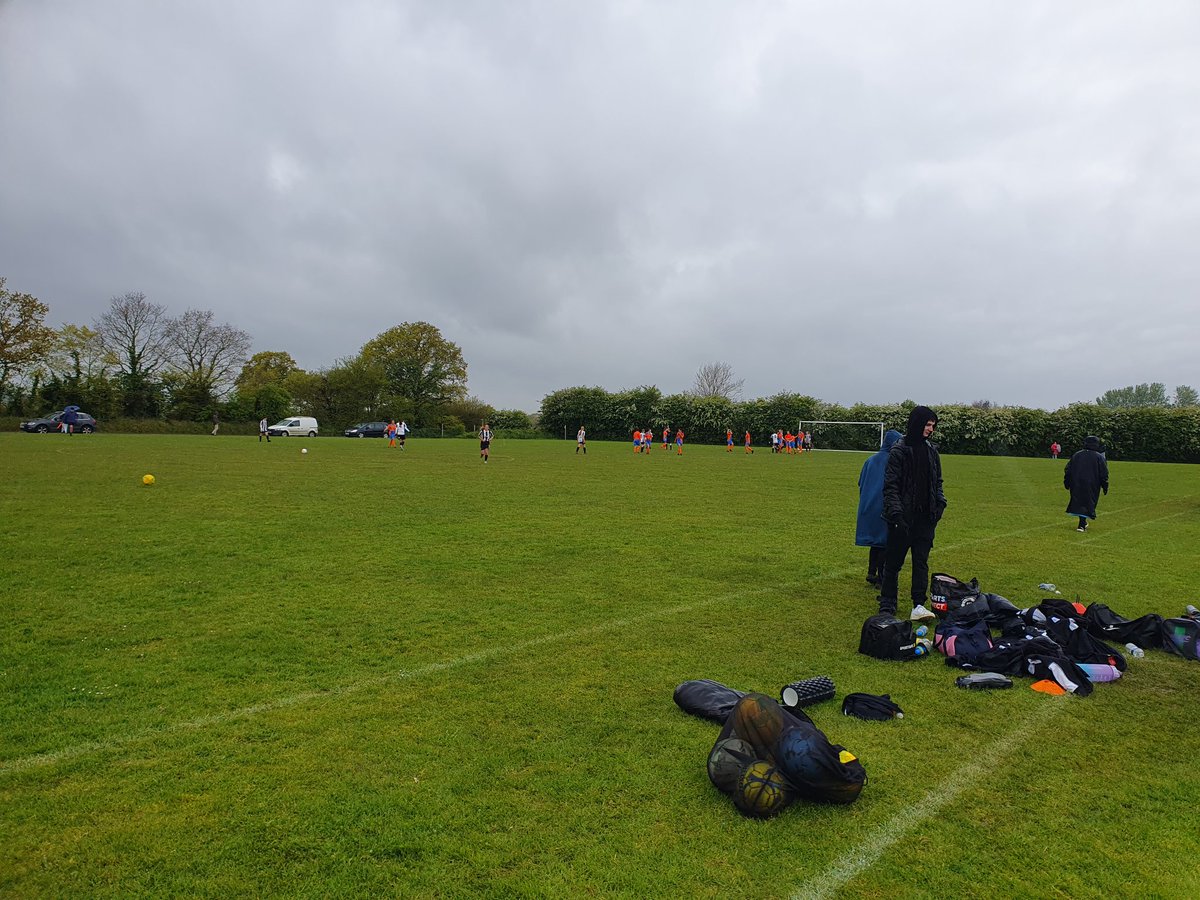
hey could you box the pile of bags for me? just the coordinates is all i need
[861,572,1200,696]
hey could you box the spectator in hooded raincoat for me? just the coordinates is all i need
[1064,435,1108,532]
[879,406,947,618]
[856,429,903,588]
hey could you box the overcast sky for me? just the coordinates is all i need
[2,1,1197,412]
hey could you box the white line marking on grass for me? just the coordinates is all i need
[790,701,1063,900]
[6,494,1189,777]
[0,599,724,777]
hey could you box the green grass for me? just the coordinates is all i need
[2,434,1199,898]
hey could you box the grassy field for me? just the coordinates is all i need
[2,433,1199,898]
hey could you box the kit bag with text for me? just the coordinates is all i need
[929,573,981,618]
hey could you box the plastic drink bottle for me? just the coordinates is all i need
[1124,643,1145,659]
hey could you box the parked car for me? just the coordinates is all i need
[20,412,98,433]
[344,421,388,438]
[267,416,319,437]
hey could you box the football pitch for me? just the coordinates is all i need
[2,434,1198,898]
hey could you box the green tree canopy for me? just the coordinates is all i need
[1172,385,1198,408]
[358,322,468,424]
[1096,383,1169,408]
[236,351,300,393]
[0,277,57,397]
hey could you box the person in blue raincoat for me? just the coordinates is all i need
[855,429,902,587]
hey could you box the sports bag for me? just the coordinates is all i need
[673,679,746,723]
[1161,618,1200,660]
[1084,603,1165,650]
[934,615,994,665]
[929,572,981,618]
[858,614,917,661]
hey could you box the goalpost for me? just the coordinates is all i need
[798,420,886,451]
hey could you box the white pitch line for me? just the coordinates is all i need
[790,701,1063,900]
[3,495,1189,777]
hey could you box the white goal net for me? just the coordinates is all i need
[797,420,886,452]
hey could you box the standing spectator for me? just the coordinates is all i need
[480,423,493,463]
[1064,436,1108,532]
[1050,441,1061,460]
[259,417,270,442]
[878,406,946,619]
[211,410,220,435]
[576,425,587,454]
[62,406,78,435]
[856,430,903,588]
[398,420,409,449]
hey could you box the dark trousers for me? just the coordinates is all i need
[867,546,886,580]
[880,519,936,607]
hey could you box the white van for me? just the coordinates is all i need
[268,416,319,437]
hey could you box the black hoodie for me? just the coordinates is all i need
[883,406,946,527]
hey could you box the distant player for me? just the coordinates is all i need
[387,419,397,448]
[259,417,270,443]
[784,431,796,454]
[726,428,734,452]
[662,426,670,450]
[633,428,642,454]
[675,428,685,455]
[797,430,806,453]
[771,431,780,453]
[577,425,587,454]
[744,431,753,454]
[398,420,408,449]
[480,423,493,462]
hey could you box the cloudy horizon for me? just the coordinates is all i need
[2,0,1197,413]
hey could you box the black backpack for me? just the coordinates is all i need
[1084,603,1165,650]
[858,614,917,661]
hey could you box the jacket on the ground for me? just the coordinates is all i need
[856,430,903,548]
[883,438,947,527]
[1064,436,1109,519]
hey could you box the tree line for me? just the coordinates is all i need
[538,386,1200,462]
[0,279,532,434]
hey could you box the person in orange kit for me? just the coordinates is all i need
[726,428,734,451]
[744,431,753,454]
[675,428,685,455]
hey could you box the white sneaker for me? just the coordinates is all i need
[910,604,936,621]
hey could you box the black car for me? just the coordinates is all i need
[20,412,99,433]
[344,421,388,438]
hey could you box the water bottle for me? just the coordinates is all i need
[1186,605,1199,619]
[1124,642,1145,659]
[1038,583,1061,594]
[913,638,933,657]
[914,625,929,638]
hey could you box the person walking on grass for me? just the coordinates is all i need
[1051,440,1061,460]
[878,406,946,620]
[480,423,493,463]
[211,410,220,435]
[398,420,408,449]
[259,417,270,442]
[726,428,734,452]
[387,419,397,448]
[856,429,902,588]
[577,425,587,454]
[1064,435,1108,532]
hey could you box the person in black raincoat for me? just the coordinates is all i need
[878,406,947,617]
[1064,435,1108,532]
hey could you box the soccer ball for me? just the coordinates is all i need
[302,448,308,454]
[142,474,155,485]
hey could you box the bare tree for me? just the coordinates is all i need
[166,308,253,397]
[692,361,744,400]
[95,292,172,382]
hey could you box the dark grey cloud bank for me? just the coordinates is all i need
[2,1,1197,411]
